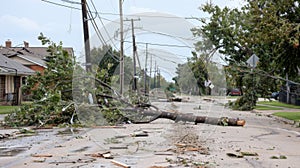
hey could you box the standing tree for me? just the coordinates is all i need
[193,0,300,110]
[5,34,77,126]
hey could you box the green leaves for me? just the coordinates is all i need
[195,0,300,109]
[4,35,76,127]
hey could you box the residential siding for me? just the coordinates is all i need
[27,65,44,73]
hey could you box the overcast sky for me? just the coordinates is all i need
[0,0,245,53]
[0,0,245,81]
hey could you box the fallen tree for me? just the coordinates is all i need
[121,108,245,126]
[73,76,246,127]
[4,74,245,127]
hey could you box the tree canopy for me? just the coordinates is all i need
[192,0,300,110]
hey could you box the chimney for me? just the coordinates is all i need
[5,40,12,48]
[24,41,29,48]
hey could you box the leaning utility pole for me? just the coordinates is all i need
[119,0,124,95]
[81,0,91,72]
[124,18,140,91]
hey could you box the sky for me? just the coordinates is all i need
[0,0,245,81]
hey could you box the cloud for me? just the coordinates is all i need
[0,15,41,31]
[129,6,157,14]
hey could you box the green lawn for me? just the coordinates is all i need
[254,105,283,110]
[0,106,19,114]
[273,112,300,122]
[257,101,300,109]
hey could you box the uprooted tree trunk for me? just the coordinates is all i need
[121,108,246,126]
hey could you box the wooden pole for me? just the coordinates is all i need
[119,0,124,95]
[81,0,91,72]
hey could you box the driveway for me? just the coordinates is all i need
[0,96,299,168]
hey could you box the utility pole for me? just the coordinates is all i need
[153,61,157,88]
[124,18,140,91]
[157,68,160,88]
[131,19,137,91]
[149,53,152,90]
[119,0,124,95]
[144,43,148,95]
[81,0,91,72]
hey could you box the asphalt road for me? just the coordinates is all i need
[0,96,299,168]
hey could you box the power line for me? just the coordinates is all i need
[42,0,204,19]
[86,2,120,62]
[147,52,178,64]
[138,28,199,43]
[123,40,194,48]
[41,0,207,21]
[42,0,200,48]
[42,0,81,10]
[89,0,119,50]
[141,48,189,59]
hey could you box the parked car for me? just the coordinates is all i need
[229,88,242,96]
[271,92,279,100]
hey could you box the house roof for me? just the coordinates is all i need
[0,47,74,68]
[0,54,35,75]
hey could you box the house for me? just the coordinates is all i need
[0,40,75,105]
[0,53,35,105]
[0,40,74,73]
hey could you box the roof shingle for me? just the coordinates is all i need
[0,54,35,75]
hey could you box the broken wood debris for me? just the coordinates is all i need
[113,130,149,139]
[154,152,173,156]
[33,158,46,163]
[49,158,96,164]
[172,133,210,155]
[130,130,149,137]
[227,151,258,158]
[85,151,113,159]
[270,155,287,159]
[111,160,131,168]
[31,154,53,157]
[240,151,258,156]
[226,152,244,158]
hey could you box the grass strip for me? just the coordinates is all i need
[257,101,300,109]
[0,106,19,114]
[254,105,283,110]
[273,112,300,122]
